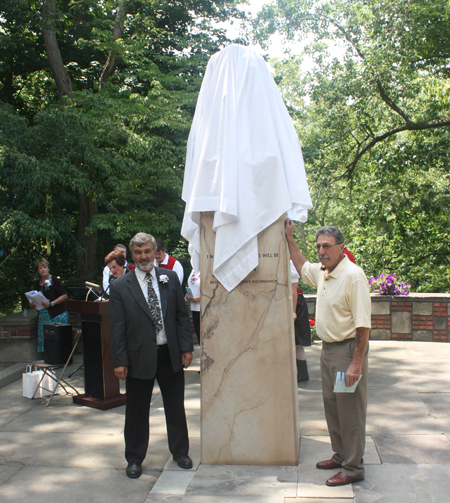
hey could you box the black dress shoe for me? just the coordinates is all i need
[126,462,142,478]
[173,454,193,469]
[296,360,309,383]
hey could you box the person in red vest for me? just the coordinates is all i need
[343,248,356,264]
[155,239,184,285]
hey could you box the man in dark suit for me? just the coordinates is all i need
[109,232,194,479]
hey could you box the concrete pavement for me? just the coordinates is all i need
[1,341,449,502]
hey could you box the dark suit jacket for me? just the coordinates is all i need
[108,267,193,379]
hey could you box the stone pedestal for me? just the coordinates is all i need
[200,212,299,465]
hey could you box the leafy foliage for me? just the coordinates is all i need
[254,0,450,292]
[0,0,245,313]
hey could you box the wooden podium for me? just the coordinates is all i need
[67,299,126,410]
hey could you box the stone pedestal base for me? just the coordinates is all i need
[200,213,299,465]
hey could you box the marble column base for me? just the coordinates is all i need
[200,212,299,465]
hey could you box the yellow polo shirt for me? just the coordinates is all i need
[301,255,371,343]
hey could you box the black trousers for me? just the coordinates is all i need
[192,311,200,342]
[124,344,189,464]
[294,294,312,347]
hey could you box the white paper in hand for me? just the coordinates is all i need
[333,372,362,393]
[25,291,49,311]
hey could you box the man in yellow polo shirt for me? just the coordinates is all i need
[286,219,371,487]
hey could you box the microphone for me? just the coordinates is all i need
[85,281,101,289]
[85,281,100,301]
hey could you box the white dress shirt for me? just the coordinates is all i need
[187,269,201,312]
[103,265,111,293]
[290,260,300,284]
[135,266,168,345]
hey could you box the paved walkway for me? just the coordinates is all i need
[0,341,449,503]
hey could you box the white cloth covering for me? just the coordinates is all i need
[181,44,312,292]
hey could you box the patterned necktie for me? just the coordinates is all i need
[145,273,163,334]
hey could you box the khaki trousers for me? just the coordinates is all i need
[320,339,369,478]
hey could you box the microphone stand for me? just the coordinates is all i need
[84,281,103,302]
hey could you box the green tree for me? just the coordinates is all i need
[0,0,245,312]
[254,0,450,291]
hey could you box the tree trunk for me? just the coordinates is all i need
[99,2,126,89]
[4,66,14,105]
[77,193,98,278]
[42,0,72,99]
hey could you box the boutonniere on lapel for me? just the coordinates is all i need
[159,275,169,284]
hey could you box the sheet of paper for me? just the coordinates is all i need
[333,371,362,393]
[25,291,49,311]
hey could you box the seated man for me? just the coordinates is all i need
[155,239,184,285]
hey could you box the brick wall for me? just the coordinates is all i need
[0,323,37,339]
[305,293,450,342]
[0,310,39,362]
[0,311,38,339]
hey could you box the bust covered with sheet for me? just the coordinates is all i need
[181,44,312,292]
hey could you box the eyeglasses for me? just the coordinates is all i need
[315,244,340,251]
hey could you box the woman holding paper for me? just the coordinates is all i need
[28,258,69,353]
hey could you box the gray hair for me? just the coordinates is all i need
[316,226,345,245]
[129,233,157,253]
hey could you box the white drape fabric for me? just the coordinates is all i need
[181,44,312,292]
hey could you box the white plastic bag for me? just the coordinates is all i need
[40,370,57,397]
[22,365,43,398]
[22,365,58,398]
